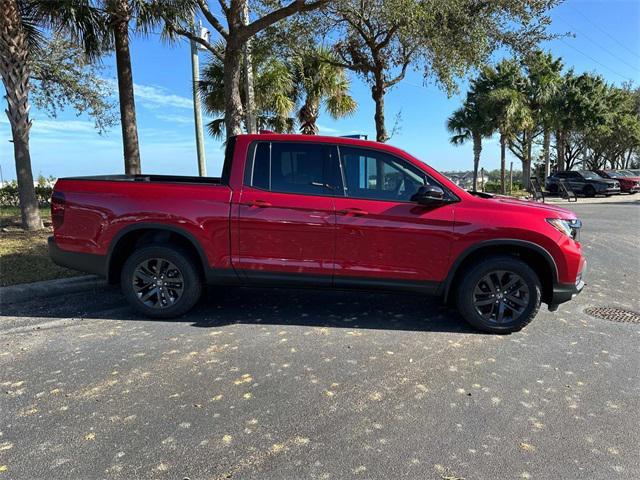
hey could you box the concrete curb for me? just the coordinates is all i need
[0,275,106,307]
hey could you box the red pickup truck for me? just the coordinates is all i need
[49,134,586,333]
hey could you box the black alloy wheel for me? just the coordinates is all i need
[121,245,202,318]
[456,255,542,333]
[472,270,530,325]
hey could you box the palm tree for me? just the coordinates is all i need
[486,88,533,193]
[524,51,563,179]
[447,92,492,191]
[481,61,534,193]
[102,0,193,174]
[292,47,356,135]
[199,42,296,139]
[1,0,104,230]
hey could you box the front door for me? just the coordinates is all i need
[332,146,456,289]
[236,141,339,285]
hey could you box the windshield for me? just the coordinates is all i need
[606,171,624,178]
[579,171,602,180]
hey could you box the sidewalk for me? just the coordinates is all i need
[543,193,639,205]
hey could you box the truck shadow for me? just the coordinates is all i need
[4,285,483,334]
[182,286,482,334]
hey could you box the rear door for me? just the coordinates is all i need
[332,146,456,288]
[236,141,339,285]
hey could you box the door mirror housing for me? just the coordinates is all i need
[411,185,446,205]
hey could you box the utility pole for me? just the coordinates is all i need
[241,1,256,133]
[190,15,207,176]
[480,168,485,192]
[509,161,513,195]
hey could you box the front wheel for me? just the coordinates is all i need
[121,245,202,318]
[456,255,542,334]
[584,185,596,197]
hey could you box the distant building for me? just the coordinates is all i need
[443,170,487,190]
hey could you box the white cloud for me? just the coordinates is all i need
[133,83,193,109]
[155,113,194,124]
[31,118,97,134]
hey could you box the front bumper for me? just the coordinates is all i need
[549,258,586,307]
[550,279,585,306]
[48,236,107,277]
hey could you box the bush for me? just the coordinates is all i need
[483,181,524,194]
[0,183,53,207]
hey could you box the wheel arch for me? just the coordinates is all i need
[443,240,559,305]
[106,224,209,284]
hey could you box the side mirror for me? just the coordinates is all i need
[411,185,446,205]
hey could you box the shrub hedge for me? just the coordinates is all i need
[0,184,53,207]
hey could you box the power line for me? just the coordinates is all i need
[555,14,639,73]
[566,3,640,60]
[558,38,632,81]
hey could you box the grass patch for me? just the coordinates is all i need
[0,207,80,287]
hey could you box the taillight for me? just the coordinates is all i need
[51,191,66,230]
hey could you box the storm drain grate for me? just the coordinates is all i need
[584,306,640,324]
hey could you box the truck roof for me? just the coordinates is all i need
[233,133,416,160]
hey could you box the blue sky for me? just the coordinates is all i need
[1,0,639,181]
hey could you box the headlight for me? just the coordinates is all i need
[547,218,582,240]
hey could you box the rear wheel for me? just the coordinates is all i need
[584,185,596,197]
[455,255,542,334]
[121,245,202,318]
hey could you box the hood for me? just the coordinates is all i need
[478,194,576,218]
[618,176,640,183]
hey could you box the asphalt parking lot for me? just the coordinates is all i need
[1,199,639,479]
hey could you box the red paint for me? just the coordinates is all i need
[52,133,585,290]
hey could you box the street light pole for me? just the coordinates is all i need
[241,1,256,134]
[190,16,207,177]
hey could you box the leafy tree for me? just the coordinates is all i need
[1,0,104,230]
[30,34,117,133]
[581,84,640,170]
[163,0,328,140]
[328,0,561,143]
[292,47,356,135]
[551,71,608,171]
[446,86,493,191]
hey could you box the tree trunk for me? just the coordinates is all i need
[112,0,141,175]
[555,129,565,171]
[298,97,319,135]
[0,0,42,230]
[542,127,551,179]
[500,133,507,194]
[371,73,387,142]
[224,43,245,138]
[472,132,482,191]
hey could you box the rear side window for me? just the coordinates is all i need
[247,142,333,195]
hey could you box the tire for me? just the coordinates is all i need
[455,255,542,334]
[121,244,202,318]
[584,185,596,197]
[548,184,558,194]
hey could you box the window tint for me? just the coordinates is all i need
[247,142,330,195]
[339,147,427,201]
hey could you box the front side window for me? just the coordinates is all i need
[339,146,428,201]
[248,142,329,195]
